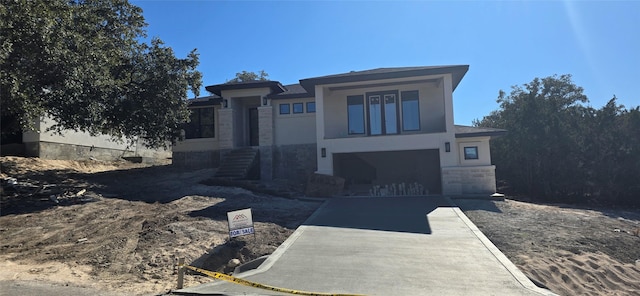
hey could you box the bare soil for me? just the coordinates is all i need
[0,156,320,295]
[458,198,640,296]
[1,156,639,296]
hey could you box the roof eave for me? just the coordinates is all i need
[205,81,287,96]
[299,65,469,95]
[455,130,508,139]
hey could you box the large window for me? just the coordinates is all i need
[401,91,420,131]
[367,91,398,135]
[346,89,420,136]
[184,107,214,139]
[347,95,365,134]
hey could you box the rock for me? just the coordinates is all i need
[227,258,241,268]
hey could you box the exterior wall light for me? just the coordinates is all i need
[445,142,451,152]
[223,99,228,108]
[321,148,326,158]
[263,97,268,106]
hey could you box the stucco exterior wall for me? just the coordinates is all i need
[315,74,459,176]
[173,105,221,153]
[274,98,316,146]
[456,136,492,166]
[23,116,170,160]
[321,77,446,139]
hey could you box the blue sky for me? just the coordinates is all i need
[132,0,639,125]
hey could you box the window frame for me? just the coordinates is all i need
[347,95,365,135]
[293,102,304,114]
[279,103,290,115]
[401,90,421,132]
[464,146,479,160]
[365,90,399,136]
[184,107,215,139]
[306,102,316,113]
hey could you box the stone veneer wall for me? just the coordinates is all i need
[172,150,221,169]
[441,165,496,195]
[273,143,317,184]
[25,141,171,162]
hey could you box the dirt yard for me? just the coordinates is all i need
[0,156,321,295]
[1,156,639,296]
[458,198,640,296]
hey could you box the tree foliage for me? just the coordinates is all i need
[226,70,269,83]
[1,0,202,148]
[476,75,640,206]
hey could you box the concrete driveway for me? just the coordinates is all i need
[174,196,555,295]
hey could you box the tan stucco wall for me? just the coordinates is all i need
[315,74,459,176]
[23,117,131,150]
[274,98,316,146]
[173,105,221,152]
[322,78,446,139]
[23,116,170,159]
[456,136,492,166]
[220,87,273,100]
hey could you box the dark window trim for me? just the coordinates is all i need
[184,107,215,139]
[293,102,304,114]
[306,102,316,113]
[347,95,365,135]
[279,103,290,115]
[464,146,479,160]
[365,90,399,136]
[401,90,421,132]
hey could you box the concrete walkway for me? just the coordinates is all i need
[175,197,556,296]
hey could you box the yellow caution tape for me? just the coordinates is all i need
[181,265,366,296]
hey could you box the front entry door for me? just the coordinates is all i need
[249,107,259,146]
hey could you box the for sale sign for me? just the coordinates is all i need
[227,208,255,238]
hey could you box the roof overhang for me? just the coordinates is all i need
[186,95,222,107]
[299,65,469,96]
[205,81,287,96]
[455,125,507,139]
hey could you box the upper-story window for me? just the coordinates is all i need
[367,91,399,135]
[401,90,420,131]
[279,103,290,114]
[184,107,214,139]
[306,102,316,113]
[347,95,365,134]
[346,90,421,136]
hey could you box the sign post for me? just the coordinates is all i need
[227,208,255,239]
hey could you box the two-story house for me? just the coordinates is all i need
[173,65,505,196]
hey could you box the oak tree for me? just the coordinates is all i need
[1,0,202,148]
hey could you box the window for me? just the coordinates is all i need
[347,95,365,134]
[184,107,215,139]
[464,146,479,160]
[293,103,304,114]
[279,103,290,114]
[306,102,316,113]
[401,91,420,131]
[366,91,399,135]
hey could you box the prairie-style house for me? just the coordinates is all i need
[173,65,505,195]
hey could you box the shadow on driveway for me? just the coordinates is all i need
[304,196,454,234]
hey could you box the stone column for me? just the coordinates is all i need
[217,108,234,150]
[257,106,274,180]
